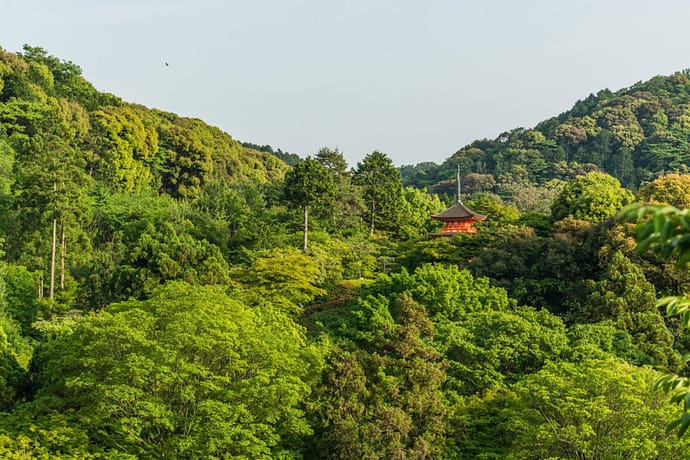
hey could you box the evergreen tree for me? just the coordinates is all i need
[283,157,336,251]
[353,151,403,235]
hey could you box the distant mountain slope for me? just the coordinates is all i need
[240,142,302,166]
[403,70,690,194]
[0,45,287,200]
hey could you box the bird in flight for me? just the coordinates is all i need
[165,62,170,67]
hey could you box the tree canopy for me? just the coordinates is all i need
[2,44,690,458]
[353,151,403,235]
[282,157,336,251]
[551,171,634,223]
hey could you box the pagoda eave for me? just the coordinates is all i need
[431,215,486,223]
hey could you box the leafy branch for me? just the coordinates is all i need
[622,203,690,437]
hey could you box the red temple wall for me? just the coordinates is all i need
[438,220,477,234]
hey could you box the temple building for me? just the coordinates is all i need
[430,167,486,237]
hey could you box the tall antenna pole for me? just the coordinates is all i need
[457,164,462,203]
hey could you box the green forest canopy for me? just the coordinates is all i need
[1,44,690,457]
[402,70,690,204]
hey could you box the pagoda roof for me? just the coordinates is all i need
[431,201,486,221]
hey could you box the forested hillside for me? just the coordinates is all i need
[1,45,690,458]
[403,70,690,205]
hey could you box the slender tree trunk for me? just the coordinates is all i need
[369,201,376,236]
[303,205,309,252]
[60,219,66,290]
[50,217,56,299]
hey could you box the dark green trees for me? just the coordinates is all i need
[314,147,365,232]
[581,251,677,367]
[308,293,448,459]
[314,147,348,181]
[353,151,403,235]
[283,157,336,251]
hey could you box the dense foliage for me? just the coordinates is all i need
[402,70,690,205]
[1,45,690,458]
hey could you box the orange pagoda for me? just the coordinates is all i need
[430,167,486,237]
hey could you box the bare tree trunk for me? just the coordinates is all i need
[369,201,375,236]
[60,219,65,290]
[303,206,309,252]
[50,217,56,299]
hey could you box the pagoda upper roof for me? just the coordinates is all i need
[431,201,486,221]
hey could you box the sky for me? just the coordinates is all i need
[2,0,690,167]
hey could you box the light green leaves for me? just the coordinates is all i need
[551,172,634,223]
[624,202,690,437]
[622,204,690,267]
[29,283,318,457]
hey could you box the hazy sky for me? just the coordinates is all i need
[3,0,690,167]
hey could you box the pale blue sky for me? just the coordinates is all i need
[3,0,690,167]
